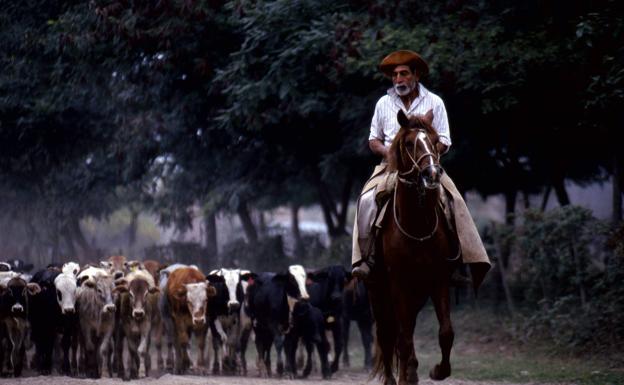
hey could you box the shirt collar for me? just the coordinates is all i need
[387,83,428,112]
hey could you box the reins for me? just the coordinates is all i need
[393,129,440,241]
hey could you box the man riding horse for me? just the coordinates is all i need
[351,50,490,286]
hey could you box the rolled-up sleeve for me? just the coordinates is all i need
[433,98,451,147]
[368,100,384,142]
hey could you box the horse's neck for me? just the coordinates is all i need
[395,183,438,230]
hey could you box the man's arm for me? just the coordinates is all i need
[369,139,388,159]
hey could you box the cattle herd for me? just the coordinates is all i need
[0,256,374,380]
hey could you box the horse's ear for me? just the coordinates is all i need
[423,109,434,126]
[397,110,410,128]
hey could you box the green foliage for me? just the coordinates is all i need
[495,206,624,354]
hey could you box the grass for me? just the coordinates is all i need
[356,302,624,385]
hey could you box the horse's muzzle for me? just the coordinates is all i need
[421,165,444,189]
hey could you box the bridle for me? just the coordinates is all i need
[393,129,442,241]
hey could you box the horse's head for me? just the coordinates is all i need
[388,109,443,189]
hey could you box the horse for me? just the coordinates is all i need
[367,109,461,385]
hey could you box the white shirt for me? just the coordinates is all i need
[369,83,451,148]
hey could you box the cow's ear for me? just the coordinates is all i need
[77,275,89,287]
[240,271,257,281]
[148,286,160,294]
[307,270,327,282]
[272,273,288,283]
[99,261,109,269]
[26,282,41,296]
[206,285,217,297]
[207,274,225,283]
[113,285,128,294]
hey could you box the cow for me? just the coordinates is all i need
[284,300,331,379]
[342,277,374,369]
[0,276,40,376]
[28,266,79,375]
[206,268,253,375]
[3,259,34,273]
[100,255,128,280]
[0,262,11,272]
[307,265,350,373]
[165,266,217,374]
[238,271,255,376]
[158,263,198,372]
[76,268,116,378]
[246,264,310,378]
[114,270,160,380]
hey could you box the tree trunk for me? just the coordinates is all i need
[504,190,517,226]
[68,217,94,260]
[291,203,303,257]
[237,201,258,244]
[552,177,570,206]
[204,212,218,257]
[61,224,78,263]
[127,209,139,250]
[613,153,622,223]
[258,211,267,236]
[540,185,552,212]
[312,167,349,238]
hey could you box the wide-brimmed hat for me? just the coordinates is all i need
[379,50,429,78]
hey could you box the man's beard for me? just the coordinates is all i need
[394,80,416,96]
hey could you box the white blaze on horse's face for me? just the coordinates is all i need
[414,130,442,189]
[288,265,309,300]
[220,268,241,311]
[185,282,208,325]
[54,273,77,314]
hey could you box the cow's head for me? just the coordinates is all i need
[288,265,309,300]
[86,275,116,314]
[209,268,244,312]
[121,276,158,320]
[100,255,127,280]
[308,266,349,315]
[0,277,39,316]
[54,273,77,314]
[178,280,216,326]
[62,262,80,278]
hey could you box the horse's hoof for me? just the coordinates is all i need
[429,363,451,381]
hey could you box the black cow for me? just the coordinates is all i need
[29,268,79,375]
[342,277,374,369]
[307,265,350,373]
[246,265,309,377]
[0,277,40,376]
[284,301,331,379]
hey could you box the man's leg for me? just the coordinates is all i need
[351,164,388,279]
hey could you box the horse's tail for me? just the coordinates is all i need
[368,280,398,383]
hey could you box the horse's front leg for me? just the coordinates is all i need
[429,283,453,381]
[392,283,422,385]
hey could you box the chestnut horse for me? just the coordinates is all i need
[367,109,461,385]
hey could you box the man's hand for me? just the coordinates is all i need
[369,139,389,160]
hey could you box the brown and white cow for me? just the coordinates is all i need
[114,270,160,379]
[100,255,128,280]
[165,267,216,374]
[76,268,116,378]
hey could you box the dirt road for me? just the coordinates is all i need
[0,372,571,385]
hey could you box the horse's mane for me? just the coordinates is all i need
[387,112,439,173]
